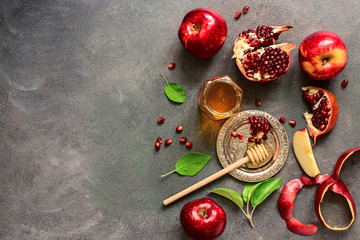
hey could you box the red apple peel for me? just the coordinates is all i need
[278,174,331,236]
[315,146,360,231]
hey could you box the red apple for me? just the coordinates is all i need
[180,198,226,240]
[178,8,227,59]
[299,31,347,80]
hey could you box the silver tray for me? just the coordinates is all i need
[216,110,289,182]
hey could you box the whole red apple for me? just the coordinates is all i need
[299,31,347,80]
[180,198,226,240]
[178,8,227,59]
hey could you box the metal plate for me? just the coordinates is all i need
[216,110,289,182]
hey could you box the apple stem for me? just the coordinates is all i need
[160,74,169,85]
[160,169,175,178]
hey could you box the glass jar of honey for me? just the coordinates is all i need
[198,75,243,120]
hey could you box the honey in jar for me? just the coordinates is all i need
[199,75,243,120]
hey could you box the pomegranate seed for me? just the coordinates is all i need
[156,137,163,144]
[249,137,255,142]
[168,62,175,69]
[243,6,249,14]
[157,117,165,124]
[238,135,244,140]
[235,12,241,19]
[186,142,193,148]
[279,117,286,123]
[231,131,238,137]
[341,80,348,87]
[176,125,183,133]
[289,120,296,127]
[155,142,161,150]
[165,139,172,146]
[180,137,187,143]
[255,99,261,106]
[255,139,261,144]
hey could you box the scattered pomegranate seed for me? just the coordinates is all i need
[156,137,163,144]
[249,137,255,142]
[289,120,296,127]
[165,139,172,146]
[231,131,238,138]
[238,135,244,140]
[235,12,241,19]
[176,125,183,133]
[243,6,249,14]
[186,142,193,148]
[180,137,187,143]
[341,80,348,87]
[155,142,161,150]
[157,117,165,124]
[279,117,286,123]
[168,62,175,69]
[255,98,261,106]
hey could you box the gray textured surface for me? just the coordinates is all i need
[0,0,360,239]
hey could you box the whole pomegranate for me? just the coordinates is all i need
[233,25,296,82]
[302,86,339,145]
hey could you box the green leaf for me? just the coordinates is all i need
[161,152,211,177]
[164,82,186,103]
[251,178,281,207]
[209,188,243,209]
[242,182,262,203]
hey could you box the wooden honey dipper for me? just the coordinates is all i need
[163,144,269,206]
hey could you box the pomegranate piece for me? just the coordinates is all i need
[255,98,261,106]
[155,142,161,150]
[168,62,175,69]
[341,80,348,87]
[243,6,249,14]
[302,86,339,145]
[279,117,286,123]
[157,117,165,124]
[234,12,241,19]
[233,25,296,82]
[179,137,187,143]
[165,139,172,146]
[289,120,296,127]
[249,116,270,140]
[185,142,193,148]
[156,137,163,144]
[176,125,183,133]
[231,131,238,138]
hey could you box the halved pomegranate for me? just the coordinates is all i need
[302,86,339,145]
[233,25,296,82]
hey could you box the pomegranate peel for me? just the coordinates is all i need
[302,86,339,145]
[315,177,356,231]
[233,25,295,82]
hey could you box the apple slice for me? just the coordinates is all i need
[293,128,320,177]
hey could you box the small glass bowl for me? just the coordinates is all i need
[198,75,243,120]
[216,110,289,182]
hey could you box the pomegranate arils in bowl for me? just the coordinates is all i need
[249,116,271,141]
[302,86,339,145]
[233,25,296,82]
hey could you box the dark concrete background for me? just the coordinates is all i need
[0,0,359,239]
